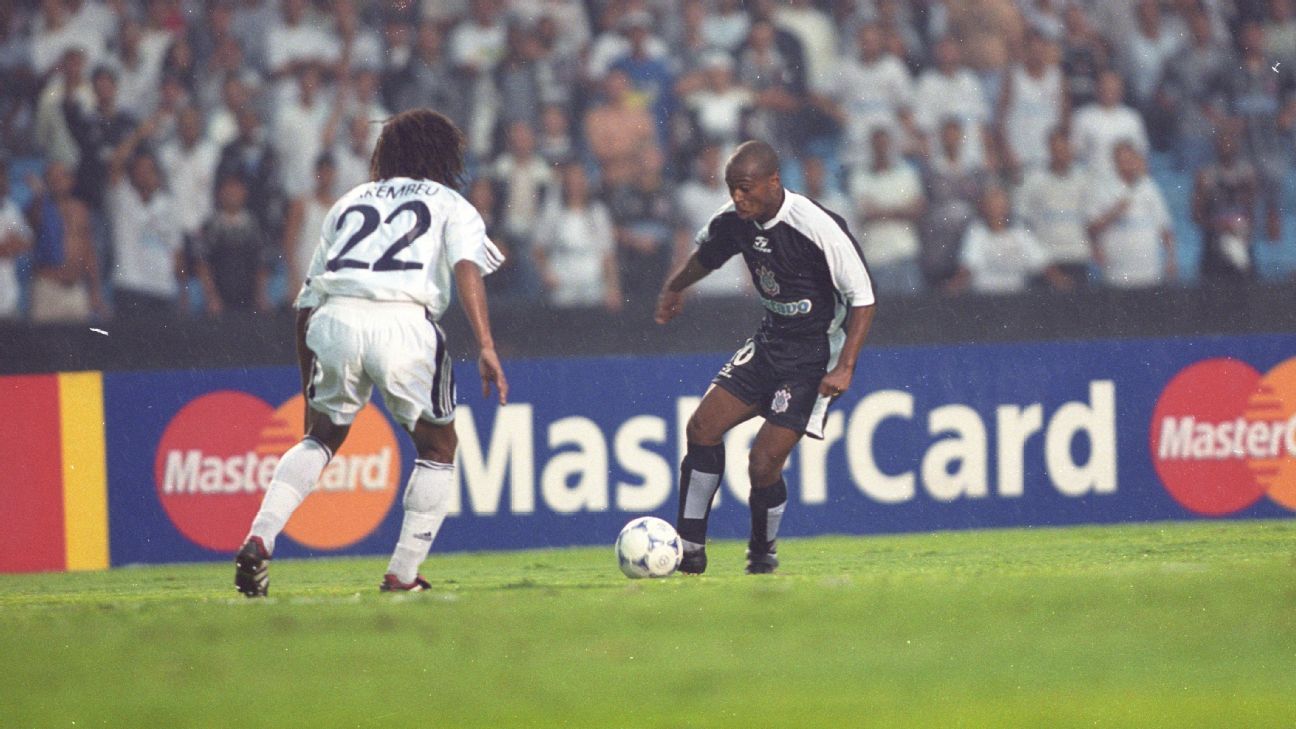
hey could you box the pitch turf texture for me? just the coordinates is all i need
[3,522,1294,728]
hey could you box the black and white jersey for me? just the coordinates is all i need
[695,190,875,357]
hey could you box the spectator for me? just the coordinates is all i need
[1118,0,1183,114]
[106,123,185,317]
[31,0,106,77]
[584,69,658,188]
[347,69,391,124]
[1086,142,1177,289]
[914,36,990,166]
[26,160,106,322]
[391,21,466,127]
[35,47,91,168]
[950,186,1065,295]
[449,0,508,157]
[609,10,676,149]
[207,74,252,149]
[530,14,582,110]
[702,0,751,53]
[335,0,383,73]
[281,154,335,297]
[773,0,838,96]
[113,17,166,116]
[1156,9,1232,171]
[491,119,554,295]
[331,115,373,195]
[683,52,753,158]
[821,23,917,174]
[607,148,675,301]
[586,5,669,82]
[803,155,850,225]
[0,158,34,321]
[217,107,286,241]
[736,19,803,162]
[1059,4,1109,110]
[536,103,574,166]
[673,142,750,299]
[1192,119,1261,284]
[195,173,272,315]
[533,162,621,311]
[1218,20,1296,243]
[849,128,925,298]
[273,64,338,200]
[941,0,1023,77]
[998,30,1067,175]
[494,21,545,130]
[921,117,989,289]
[64,64,138,213]
[264,0,336,97]
[159,106,219,255]
[1071,70,1148,185]
[1015,128,1093,287]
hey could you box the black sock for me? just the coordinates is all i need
[676,442,724,549]
[749,478,788,553]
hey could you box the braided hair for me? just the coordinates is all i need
[369,109,466,188]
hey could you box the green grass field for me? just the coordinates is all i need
[2,521,1295,728]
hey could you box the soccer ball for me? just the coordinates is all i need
[615,517,683,578]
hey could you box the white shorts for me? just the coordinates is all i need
[304,297,455,431]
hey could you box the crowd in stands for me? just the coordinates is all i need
[1,0,1295,324]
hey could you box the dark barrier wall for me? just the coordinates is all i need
[1,284,1295,375]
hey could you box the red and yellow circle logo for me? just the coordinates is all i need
[1150,357,1296,516]
[154,391,401,552]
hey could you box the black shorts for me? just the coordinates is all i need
[711,336,834,439]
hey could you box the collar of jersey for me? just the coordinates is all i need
[755,189,795,231]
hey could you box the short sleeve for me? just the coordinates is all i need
[446,194,505,275]
[694,208,740,271]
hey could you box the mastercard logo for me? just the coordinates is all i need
[1150,357,1296,516]
[153,391,400,552]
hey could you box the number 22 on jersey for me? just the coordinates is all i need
[326,201,432,272]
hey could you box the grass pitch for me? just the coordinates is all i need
[2,521,1295,728]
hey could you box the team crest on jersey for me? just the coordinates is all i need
[752,235,772,253]
[756,264,780,296]
[771,386,792,414]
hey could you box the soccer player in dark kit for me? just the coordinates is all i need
[655,140,876,574]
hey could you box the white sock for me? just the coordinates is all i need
[248,437,331,554]
[386,459,453,583]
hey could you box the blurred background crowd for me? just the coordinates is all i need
[1,0,1294,325]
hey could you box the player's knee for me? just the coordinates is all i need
[412,420,457,463]
[747,451,784,489]
[686,413,723,446]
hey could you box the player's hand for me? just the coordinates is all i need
[478,347,508,405]
[818,366,853,399]
[654,289,683,324]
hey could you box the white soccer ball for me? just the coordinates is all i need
[615,517,683,578]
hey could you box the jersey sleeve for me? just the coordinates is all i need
[445,195,505,275]
[694,206,740,271]
[814,211,876,308]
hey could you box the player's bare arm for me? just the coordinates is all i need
[454,259,508,404]
[293,307,315,419]
[819,304,876,398]
[655,252,711,324]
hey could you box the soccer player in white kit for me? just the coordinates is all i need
[234,109,508,596]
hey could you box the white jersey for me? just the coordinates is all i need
[295,177,504,319]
